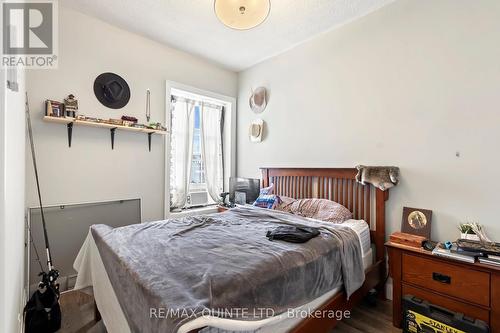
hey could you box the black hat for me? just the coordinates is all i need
[93,72,130,109]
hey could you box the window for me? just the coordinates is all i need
[190,106,205,187]
[168,86,233,212]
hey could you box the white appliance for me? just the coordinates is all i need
[186,191,209,207]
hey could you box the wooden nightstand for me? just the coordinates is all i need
[386,241,500,332]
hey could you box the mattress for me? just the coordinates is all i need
[342,219,371,256]
[74,217,372,333]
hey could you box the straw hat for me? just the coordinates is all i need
[249,119,264,142]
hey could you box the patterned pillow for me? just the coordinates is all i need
[290,198,352,223]
[259,183,274,195]
[253,194,281,209]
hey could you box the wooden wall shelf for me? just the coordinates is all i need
[43,116,167,151]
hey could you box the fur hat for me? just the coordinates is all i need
[249,119,264,142]
[355,165,400,191]
[249,87,267,113]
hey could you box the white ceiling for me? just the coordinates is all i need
[61,0,395,72]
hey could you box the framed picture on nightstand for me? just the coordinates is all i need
[401,207,432,239]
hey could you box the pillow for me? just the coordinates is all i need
[290,198,352,223]
[259,183,274,195]
[253,194,281,209]
[275,196,297,213]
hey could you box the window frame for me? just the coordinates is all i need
[165,81,236,217]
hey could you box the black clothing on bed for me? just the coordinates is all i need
[266,226,320,243]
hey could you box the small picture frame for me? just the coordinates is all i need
[401,207,432,239]
[45,100,64,117]
[234,191,247,205]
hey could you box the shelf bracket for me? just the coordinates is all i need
[110,128,117,149]
[67,122,73,147]
[148,133,152,152]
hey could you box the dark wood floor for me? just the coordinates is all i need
[59,290,105,333]
[335,299,401,333]
[59,290,401,333]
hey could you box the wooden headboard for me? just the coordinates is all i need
[261,167,389,262]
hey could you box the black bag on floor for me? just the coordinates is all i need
[24,283,61,333]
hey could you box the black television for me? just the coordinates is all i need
[229,177,260,204]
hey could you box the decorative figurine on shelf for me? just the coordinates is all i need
[121,115,138,127]
[64,94,78,118]
[150,122,166,131]
[108,118,124,126]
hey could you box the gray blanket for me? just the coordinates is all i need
[91,206,364,333]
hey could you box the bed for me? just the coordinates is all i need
[73,167,389,333]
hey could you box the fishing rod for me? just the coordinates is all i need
[24,92,61,333]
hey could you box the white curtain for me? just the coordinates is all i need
[200,104,224,202]
[170,99,195,209]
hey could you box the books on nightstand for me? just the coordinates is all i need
[430,242,500,266]
[451,246,486,258]
[432,244,476,263]
[488,254,500,261]
[479,254,500,267]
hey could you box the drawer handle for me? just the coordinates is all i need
[432,272,451,284]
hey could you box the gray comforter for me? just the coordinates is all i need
[91,206,364,333]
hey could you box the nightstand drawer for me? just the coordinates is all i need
[402,283,490,323]
[402,253,490,306]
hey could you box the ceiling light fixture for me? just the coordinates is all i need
[214,0,271,30]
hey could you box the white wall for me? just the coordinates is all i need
[1,66,26,332]
[1,69,4,333]
[237,0,500,242]
[26,6,238,221]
